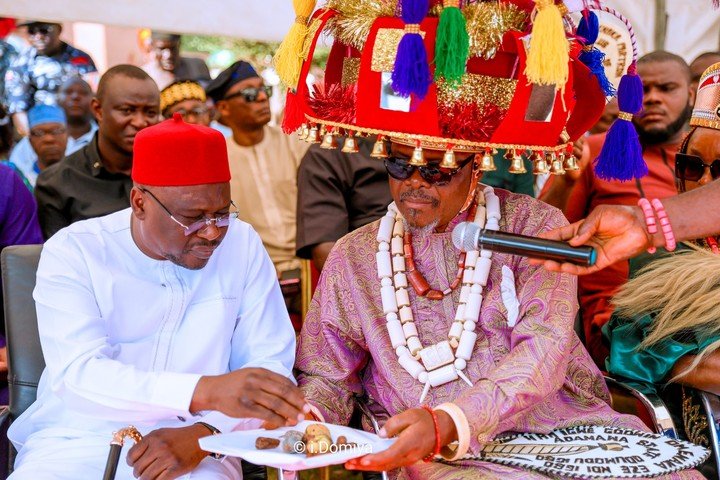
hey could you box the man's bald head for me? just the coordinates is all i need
[96,64,156,102]
[91,65,160,163]
[637,51,691,82]
[690,51,720,90]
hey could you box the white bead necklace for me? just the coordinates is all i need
[376,186,501,403]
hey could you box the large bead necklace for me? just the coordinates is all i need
[376,185,501,403]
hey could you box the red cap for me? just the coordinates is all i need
[132,113,230,186]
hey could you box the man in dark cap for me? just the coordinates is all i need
[8,114,305,480]
[141,31,211,90]
[4,20,96,136]
[206,61,308,276]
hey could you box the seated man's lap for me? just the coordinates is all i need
[10,434,243,480]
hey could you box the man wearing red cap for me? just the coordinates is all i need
[8,114,308,479]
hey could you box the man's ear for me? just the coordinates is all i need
[688,83,697,107]
[91,97,102,124]
[130,187,147,220]
[216,100,230,119]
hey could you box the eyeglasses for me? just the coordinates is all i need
[29,127,66,138]
[140,188,238,236]
[28,25,56,36]
[223,85,273,103]
[675,153,720,182]
[384,155,473,186]
[173,106,209,118]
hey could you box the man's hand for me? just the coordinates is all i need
[345,408,457,471]
[532,204,652,275]
[190,368,309,429]
[126,424,209,480]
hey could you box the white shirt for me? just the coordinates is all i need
[8,208,296,449]
[8,124,97,187]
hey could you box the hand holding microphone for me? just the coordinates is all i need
[452,222,597,266]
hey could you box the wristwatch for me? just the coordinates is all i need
[196,421,224,460]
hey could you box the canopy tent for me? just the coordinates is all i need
[0,0,296,42]
[1,0,718,60]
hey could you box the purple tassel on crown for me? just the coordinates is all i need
[594,63,647,181]
[391,0,432,99]
[577,11,615,97]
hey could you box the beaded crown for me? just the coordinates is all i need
[691,62,720,131]
[275,0,638,174]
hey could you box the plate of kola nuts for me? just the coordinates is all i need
[198,420,396,470]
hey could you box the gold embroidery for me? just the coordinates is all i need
[371,28,426,72]
[326,0,398,51]
[301,17,324,61]
[160,81,206,113]
[464,2,528,59]
[682,388,710,447]
[437,74,517,110]
[341,57,361,86]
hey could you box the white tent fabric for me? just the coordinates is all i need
[0,0,296,42]
[1,0,718,57]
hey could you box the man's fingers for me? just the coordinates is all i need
[346,442,413,471]
[256,372,308,412]
[538,222,579,242]
[139,459,169,480]
[252,390,304,425]
[130,446,159,478]
[380,410,417,438]
[126,440,149,466]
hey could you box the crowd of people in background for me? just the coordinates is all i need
[1,14,720,477]
[1,17,719,371]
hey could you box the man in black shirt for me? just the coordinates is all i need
[35,65,160,239]
[296,137,392,271]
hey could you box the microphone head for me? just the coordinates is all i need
[452,221,480,252]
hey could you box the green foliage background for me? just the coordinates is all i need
[182,35,330,71]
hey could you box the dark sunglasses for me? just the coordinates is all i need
[28,25,56,36]
[223,85,273,103]
[384,155,472,186]
[675,153,720,182]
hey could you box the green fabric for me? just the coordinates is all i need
[604,244,720,393]
[434,6,469,85]
[482,150,535,197]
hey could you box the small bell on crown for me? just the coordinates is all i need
[298,124,309,141]
[342,133,360,153]
[564,152,580,171]
[549,152,566,175]
[508,150,527,174]
[479,149,496,171]
[410,145,426,166]
[371,137,389,158]
[306,125,320,144]
[440,146,458,168]
[320,130,338,149]
[532,152,550,175]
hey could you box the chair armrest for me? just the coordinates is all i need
[604,376,677,438]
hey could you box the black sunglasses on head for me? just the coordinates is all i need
[223,85,273,103]
[384,155,473,186]
[675,152,720,182]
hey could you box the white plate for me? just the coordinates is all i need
[199,420,396,471]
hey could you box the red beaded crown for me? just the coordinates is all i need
[275,0,637,176]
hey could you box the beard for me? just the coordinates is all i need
[636,103,692,145]
[402,217,439,236]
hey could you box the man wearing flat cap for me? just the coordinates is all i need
[206,60,309,276]
[142,31,211,90]
[8,114,307,479]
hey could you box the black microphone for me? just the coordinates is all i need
[452,222,596,266]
